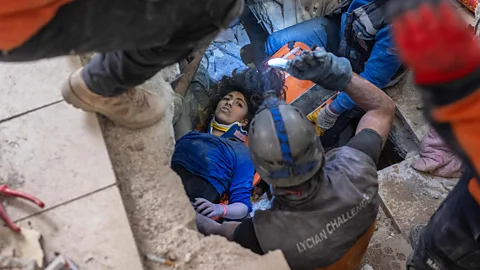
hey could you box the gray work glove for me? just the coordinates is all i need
[285,47,352,91]
[194,198,225,218]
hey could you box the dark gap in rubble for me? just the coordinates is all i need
[378,116,419,170]
[378,138,404,170]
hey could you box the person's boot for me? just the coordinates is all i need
[61,68,166,129]
[406,224,426,270]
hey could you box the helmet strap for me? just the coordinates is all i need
[284,189,302,199]
[272,174,321,203]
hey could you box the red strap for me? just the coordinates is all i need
[220,204,227,217]
[0,185,45,208]
[0,203,21,232]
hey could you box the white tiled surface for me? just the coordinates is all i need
[0,102,116,222]
[0,56,81,121]
[16,187,143,269]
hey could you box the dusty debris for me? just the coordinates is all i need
[0,227,43,268]
[165,251,178,262]
[0,255,37,270]
[44,255,79,270]
[378,157,452,236]
[145,254,175,266]
[361,264,374,270]
[362,235,411,270]
[233,251,290,270]
[386,72,429,142]
[214,29,236,43]
[441,179,458,191]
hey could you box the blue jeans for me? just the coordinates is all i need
[265,16,340,56]
[265,16,356,114]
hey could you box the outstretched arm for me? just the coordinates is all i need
[279,47,395,143]
[344,73,395,143]
[196,213,240,240]
[194,199,248,220]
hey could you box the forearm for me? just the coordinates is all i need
[224,202,248,220]
[172,93,184,125]
[344,74,395,142]
[196,214,240,241]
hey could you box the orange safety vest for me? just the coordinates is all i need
[0,0,73,51]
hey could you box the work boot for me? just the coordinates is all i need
[409,224,426,250]
[405,224,426,270]
[62,68,166,129]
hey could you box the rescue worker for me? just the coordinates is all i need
[387,0,480,269]
[0,0,243,129]
[265,0,403,147]
[196,46,396,269]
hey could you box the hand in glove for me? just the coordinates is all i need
[307,103,340,136]
[284,47,353,91]
[194,198,225,218]
[389,0,480,84]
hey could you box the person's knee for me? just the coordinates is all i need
[265,32,286,56]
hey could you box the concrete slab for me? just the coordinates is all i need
[386,73,428,142]
[0,102,116,222]
[363,206,410,270]
[377,157,455,237]
[15,186,143,270]
[457,5,475,26]
[370,207,401,246]
[234,251,290,270]
[0,57,81,122]
[363,235,412,270]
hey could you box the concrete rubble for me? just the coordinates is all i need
[0,227,43,268]
[378,157,457,237]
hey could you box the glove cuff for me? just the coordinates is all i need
[417,66,480,107]
[312,54,352,91]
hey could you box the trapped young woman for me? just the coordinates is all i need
[171,67,285,220]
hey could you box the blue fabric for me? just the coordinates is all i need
[265,98,294,165]
[265,0,401,114]
[265,17,332,55]
[172,132,253,212]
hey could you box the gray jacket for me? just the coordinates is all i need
[253,146,379,269]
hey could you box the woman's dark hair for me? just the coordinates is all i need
[199,67,286,131]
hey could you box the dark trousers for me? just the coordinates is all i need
[412,169,480,270]
[171,165,220,203]
[0,0,243,97]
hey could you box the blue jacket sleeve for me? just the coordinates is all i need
[359,26,402,89]
[331,26,402,113]
[228,145,254,212]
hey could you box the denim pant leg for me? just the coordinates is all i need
[265,16,340,56]
[0,0,243,97]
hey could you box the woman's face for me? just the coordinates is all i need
[214,91,249,127]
